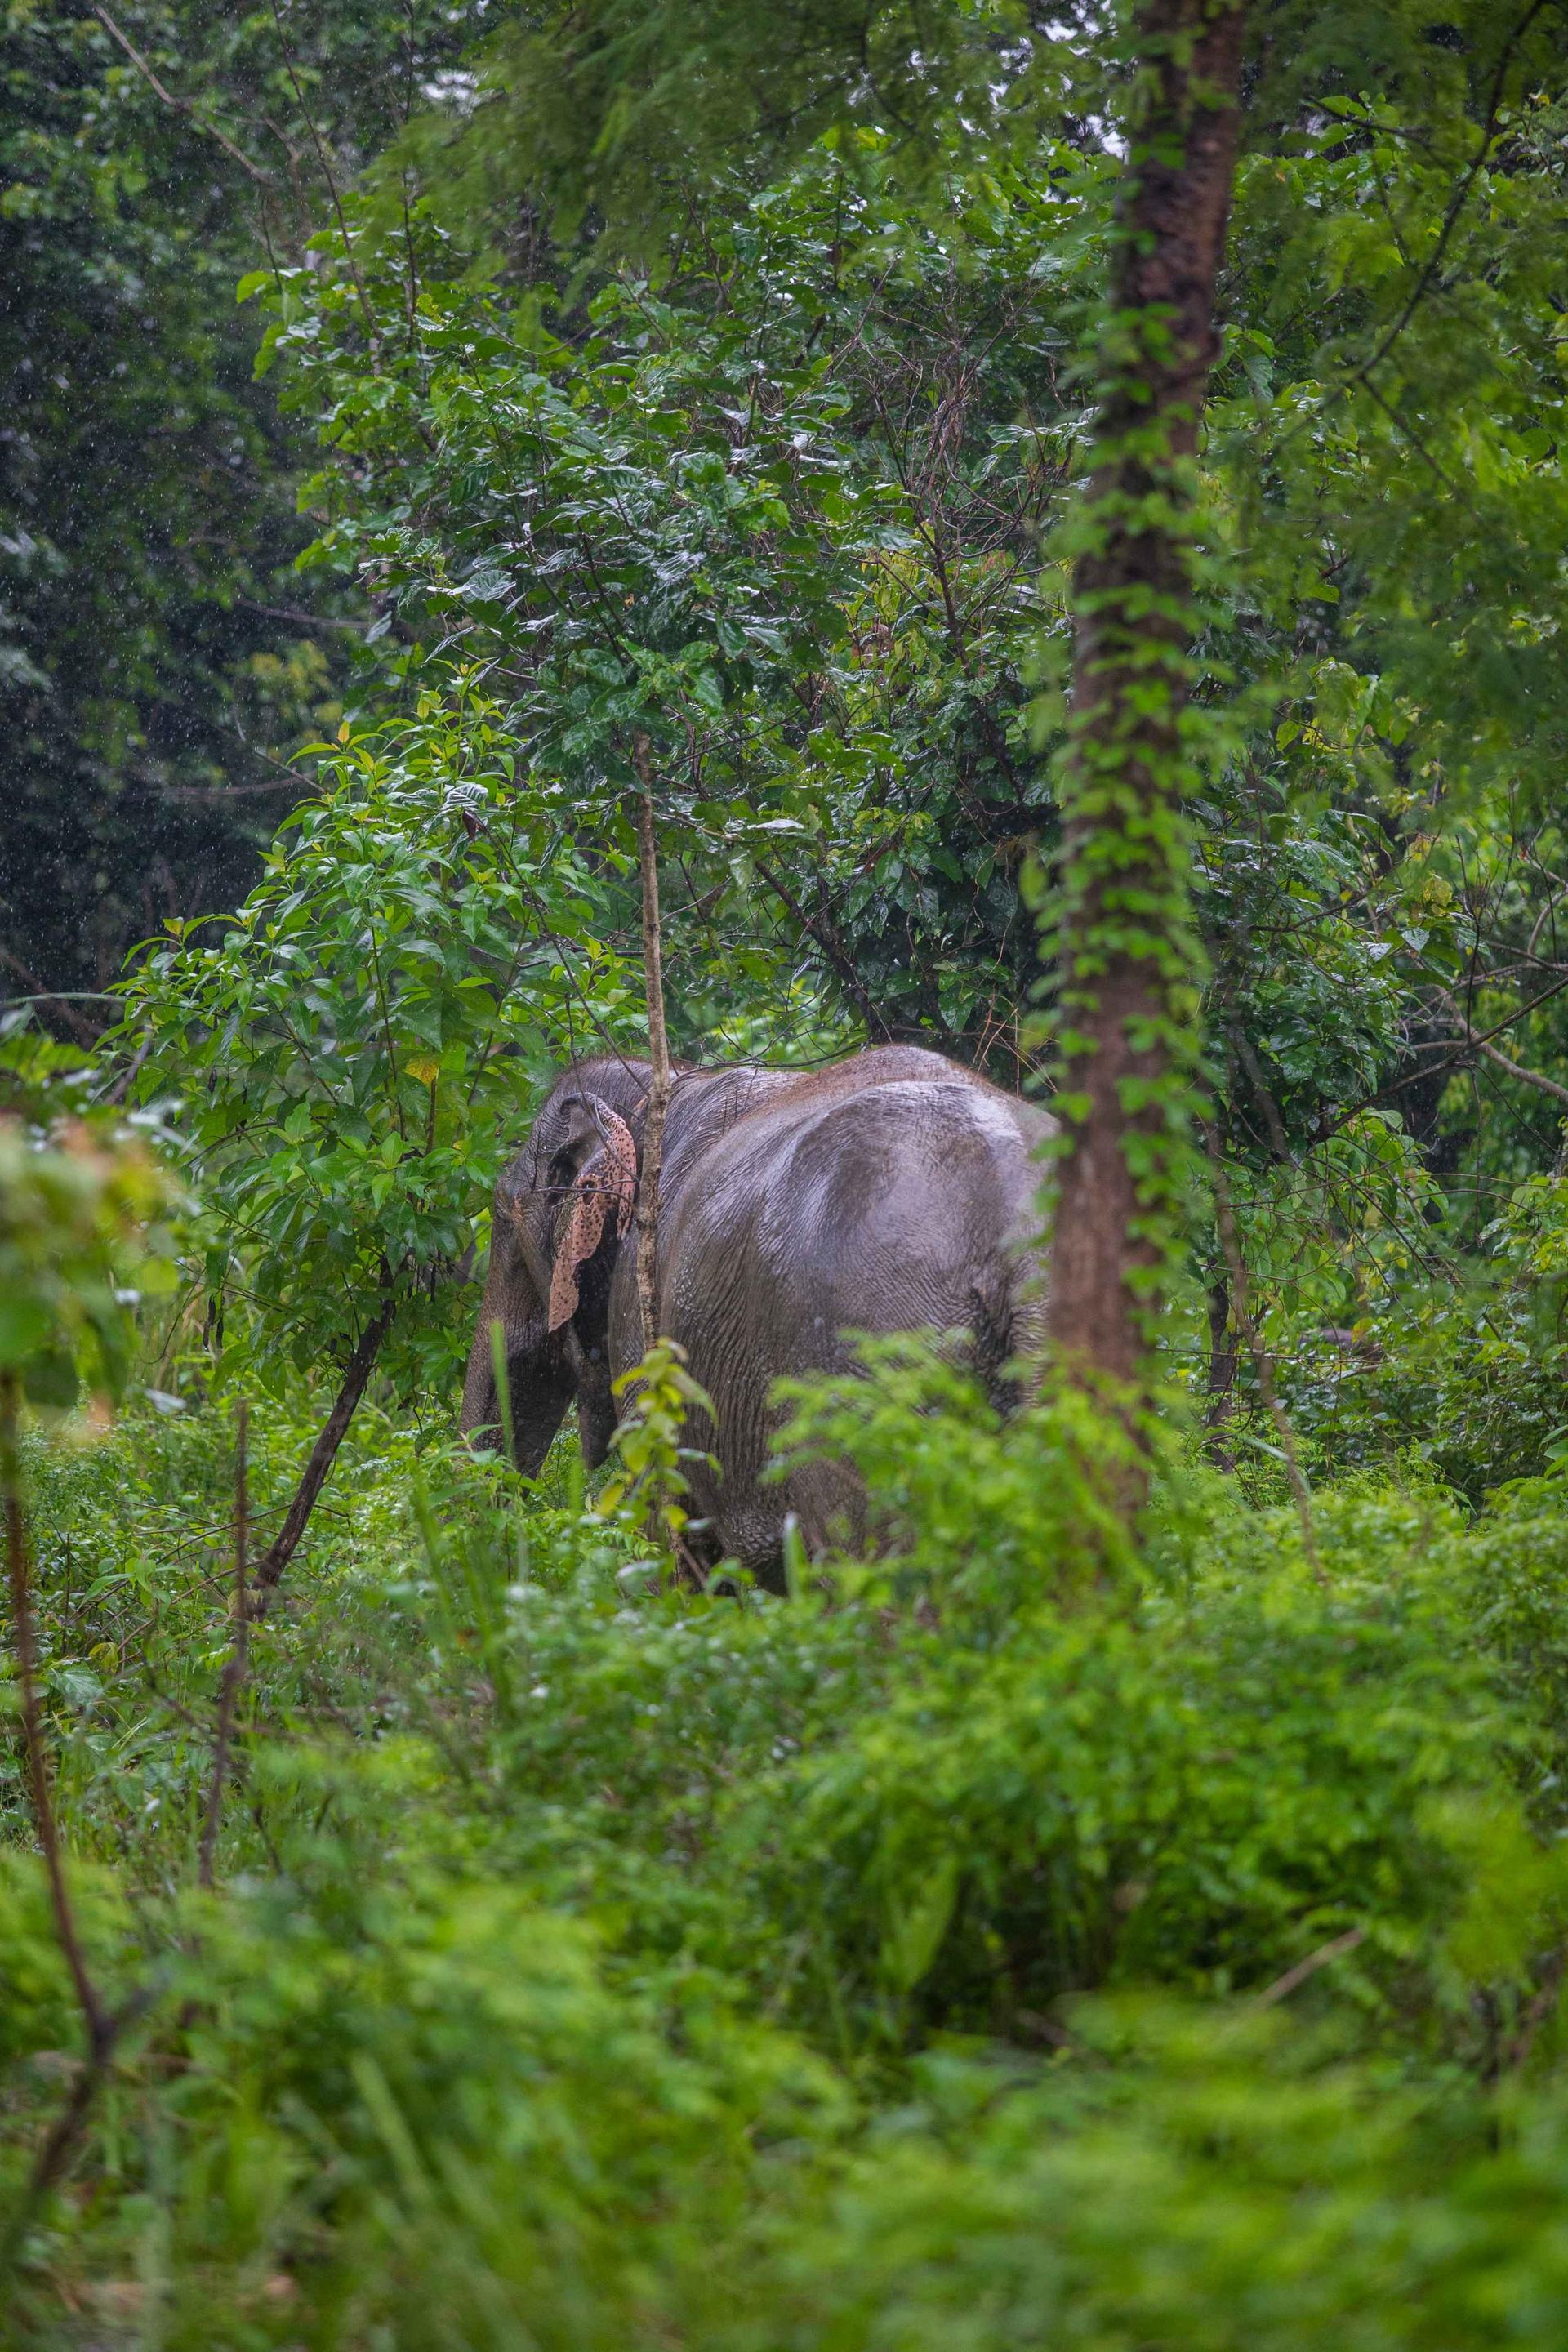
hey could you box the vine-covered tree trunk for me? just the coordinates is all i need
[1047,0,1248,1398]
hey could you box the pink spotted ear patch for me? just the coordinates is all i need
[546,1106,638,1332]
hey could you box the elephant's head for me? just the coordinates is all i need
[461,1074,643,1474]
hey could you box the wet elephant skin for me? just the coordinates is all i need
[461,1046,1053,1591]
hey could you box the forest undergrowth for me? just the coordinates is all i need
[10,1357,1568,2346]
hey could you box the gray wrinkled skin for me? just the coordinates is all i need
[461,1047,1053,1590]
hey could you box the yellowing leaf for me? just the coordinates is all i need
[406,1055,440,1086]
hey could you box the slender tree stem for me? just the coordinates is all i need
[751,858,892,1044]
[2,1383,111,2059]
[267,0,380,354]
[1204,1134,1324,1583]
[198,1399,249,1886]
[631,737,674,1356]
[1254,1925,1364,2007]
[1205,1272,1239,1470]
[251,1295,395,1612]
[0,1383,157,2278]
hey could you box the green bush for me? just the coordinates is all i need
[716,1550,1524,2047]
[12,1378,1568,2344]
[744,2002,1568,2352]
[138,1864,839,2350]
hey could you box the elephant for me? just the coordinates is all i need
[461,1045,1054,1588]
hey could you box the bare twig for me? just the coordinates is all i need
[0,950,105,1044]
[198,1401,249,1887]
[92,6,276,185]
[1435,991,1568,1107]
[630,737,674,1356]
[91,1031,152,1109]
[1204,1133,1325,1584]
[1254,1925,1365,2007]
[234,596,367,634]
[1527,880,1568,962]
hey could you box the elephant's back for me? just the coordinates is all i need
[664,1071,1048,1359]
[773,1077,1041,1298]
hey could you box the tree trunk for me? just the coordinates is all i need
[250,1294,395,1612]
[631,737,674,1356]
[1046,0,1249,1401]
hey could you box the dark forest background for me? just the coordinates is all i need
[1,2,461,1005]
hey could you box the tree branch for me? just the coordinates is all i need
[92,7,276,185]
[751,858,893,1043]
[267,0,381,354]
[1327,969,1568,1136]
[1254,1925,1365,2008]
[251,1295,396,1612]
[1340,0,1551,398]
[1438,993,1568,1107]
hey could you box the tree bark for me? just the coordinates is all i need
[631,737,674,1356]
[1046,0,1249,1398]
[250,1295,395,1612]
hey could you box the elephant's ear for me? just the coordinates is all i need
[546,1099,638,1332]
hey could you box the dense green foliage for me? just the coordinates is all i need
[0,0,462,999]
[7,0,1568,2342]
[129,688,643,1398]
[10,1384,1568,2341]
